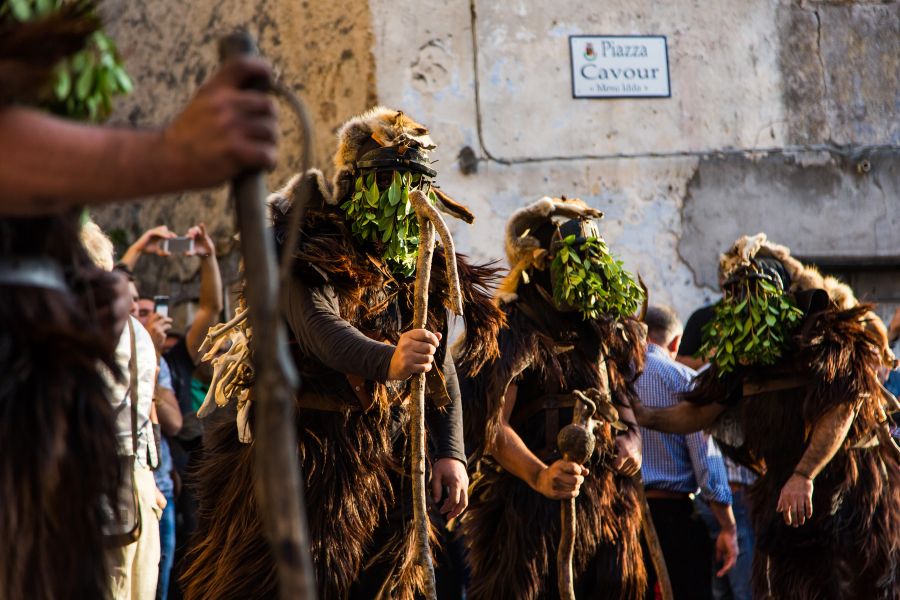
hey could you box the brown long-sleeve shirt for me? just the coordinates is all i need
[282,275,466,464]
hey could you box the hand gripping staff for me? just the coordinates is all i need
[218,32,317,600]
[555,384,599,600]
[407,189,464,599]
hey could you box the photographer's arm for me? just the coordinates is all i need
[185,225,223,363]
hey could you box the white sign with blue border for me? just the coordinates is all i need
[570,35,671,99]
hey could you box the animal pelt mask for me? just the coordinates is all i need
[719,233,856,308]
[270,106,472,217]
[267,107,475,276]
[496,196,602,305]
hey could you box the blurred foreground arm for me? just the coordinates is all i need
[0,57,277,216]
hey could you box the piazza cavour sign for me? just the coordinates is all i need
[569,35,671,99]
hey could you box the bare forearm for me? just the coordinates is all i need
[119,244,143,270]
[635,401,723,434]
[154,388,183,437]
[707,500,737,533]
[490,423,547,492]
[198,254,223,315]
[186,255,224,362]
[795,404,854,479]
[0,107,194,215]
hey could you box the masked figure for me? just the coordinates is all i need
[635,233,899,599]
[182,107,504,600]
[0,4,131,599]
[459,196,648,599]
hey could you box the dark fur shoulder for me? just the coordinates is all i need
[459,303,552,459]
[797,303,885,438]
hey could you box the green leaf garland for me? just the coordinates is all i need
[2,0,133,122]
[699,276,803,376]
[550,234,644,321]
[340,171,433,277]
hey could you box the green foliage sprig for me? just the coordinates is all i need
[340,171,436,278]
[551,235,644,321]
[699,276,803,376]
[3,0,133,121]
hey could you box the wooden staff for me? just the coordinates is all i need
[218,32,317,600]
[556,391,598,600]
[408,190,463,599]
[636,474,673,600]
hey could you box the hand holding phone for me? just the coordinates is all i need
[153,295,170,318]
[161,237,195,255]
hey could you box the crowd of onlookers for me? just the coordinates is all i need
[82,222,225,600]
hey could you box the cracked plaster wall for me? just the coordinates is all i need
[92,0,899,325]
[370,0,899,319]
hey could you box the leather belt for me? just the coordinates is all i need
[644,489,691,501]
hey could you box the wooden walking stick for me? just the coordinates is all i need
[219,32,317,600]
[407,189,464,599]
[556,390,598,600]
[636,474,674,600]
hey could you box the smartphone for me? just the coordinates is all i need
[153,295,170,318]
[162,236,194,254]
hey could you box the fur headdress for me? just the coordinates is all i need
[269,106,473,222]
[719,233,856,307]
[497,196,603,303]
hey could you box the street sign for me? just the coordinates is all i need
[569,35,671,99]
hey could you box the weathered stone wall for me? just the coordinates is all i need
[94,0,899,326]
[369,0,900,320]
[93,0,376,328]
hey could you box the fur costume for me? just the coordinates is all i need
[459,197,646,600]
[0,6,128,598]
[686,233,900,599]
[182,108,503,600]
[0,217,124,600]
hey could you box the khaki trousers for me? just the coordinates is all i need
[109,467,162,600]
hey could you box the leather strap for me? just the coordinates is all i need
[742,375,808,397]
[127,319,139,456]
[644,489,691,501]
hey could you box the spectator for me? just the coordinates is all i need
[151,358,181,600]
[677,303,757,600]
[119,223,223,598]
[122,271,183,600]
[636,305,738,600]
[82,222,163,599]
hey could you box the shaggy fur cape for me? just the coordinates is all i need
[460,284,647,600]
[0,9,124,596]
[686,303,900,599]
[0,215,125,600]
[182,195,503,600]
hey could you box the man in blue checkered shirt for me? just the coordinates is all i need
[636,305,738,600]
